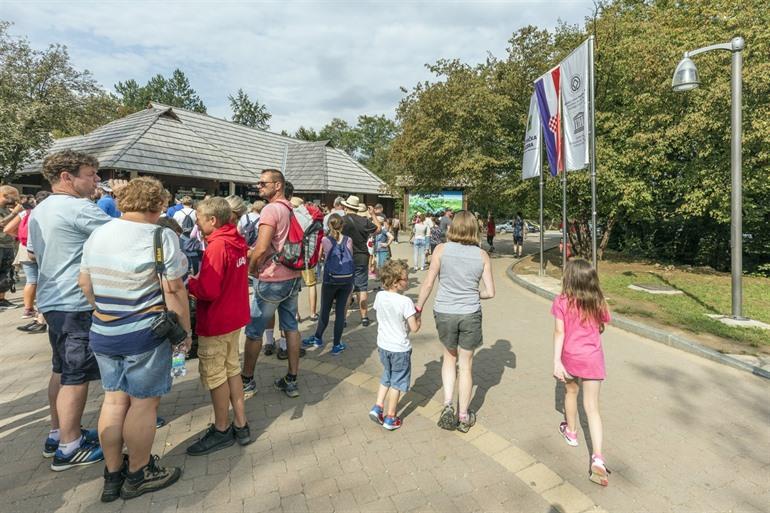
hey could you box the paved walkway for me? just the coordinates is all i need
[0,236,767,513]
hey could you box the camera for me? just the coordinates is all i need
[150,311,188,345]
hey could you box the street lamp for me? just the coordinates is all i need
[672,36,746,320]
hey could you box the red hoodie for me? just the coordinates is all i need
[188,223,250,337]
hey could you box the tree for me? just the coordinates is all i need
[0,21,118,179]
[115,69,206,113]
[293,126,320,141]
[355,114,399,178]
[228,88,271,129]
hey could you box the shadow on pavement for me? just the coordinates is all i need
[470,339,516,414]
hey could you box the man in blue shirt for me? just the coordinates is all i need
[96,182,120,218]
[28,150,112,471]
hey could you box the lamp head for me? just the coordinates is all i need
[672,56,700,91]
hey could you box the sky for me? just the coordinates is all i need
[2,0,594,134]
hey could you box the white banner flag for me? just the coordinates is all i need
[522,92,541,180]
[560,39,590,171]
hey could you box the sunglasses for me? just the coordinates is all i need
[256,181,277,188]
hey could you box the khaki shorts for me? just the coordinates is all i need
[301,268,317,287]
[197,329,241,390]
[434,310,483,352]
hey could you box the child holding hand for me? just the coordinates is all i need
[369,260,420,430]
[552,258,611,486]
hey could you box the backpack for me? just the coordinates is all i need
[242,214,259,247]
[180,233,202,255]
[180,210,195,236]
[273,201,324,270]
[18,210,31,247]
[324,235,354,284]
[513,218,525,237]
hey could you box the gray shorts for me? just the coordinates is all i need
[434,310,483,352]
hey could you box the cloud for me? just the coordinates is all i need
[2,0,594,133]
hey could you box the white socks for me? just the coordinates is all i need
[265,329,275,346]
[59,435,83,456]
[48,428,60,441]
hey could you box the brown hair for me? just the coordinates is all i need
[196,197,232,225]
[380,259,409,290]
[562,258,608,330]
[181,195,193,207]
[116,177,167,213]
[42,150,99,184]
[327,213,343,239]
[261,168,285,185]
[446,210,479,246]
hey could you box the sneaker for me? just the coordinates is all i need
[233,423,253,446]
[361,317,371,327]
[456,411,476,434]
[331,343,347,355]
[50,440,104,471]
[156,417,166,429]
[44,428,99,458]
[589,455,610,486]
[18,320,47,334]
[274,376,299,398]
[101,455,128,503]
[186,425,235,456]
[437,405,458,431]
[120,455,182,499]
[559,422,578,447]
[383,416,402,431]
[368,405,384,425]
[21,308,36,319]
[263,344,275,356]
[0,299,19,310]
[302,335,324,348]
[243,377,258,399]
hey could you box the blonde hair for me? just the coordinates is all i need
[379,259,409,290]
[116,177,166,213]
[225,195,247,220]
[446,211,479,246]
[562,258,608,330]
[196,197,232,225]
[251,200,265,213]
[181,195,193,207]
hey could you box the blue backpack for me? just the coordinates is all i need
[323,235,354,284]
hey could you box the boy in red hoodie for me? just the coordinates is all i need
[185,197,252,455]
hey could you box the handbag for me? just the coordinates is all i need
[149,227,188,345]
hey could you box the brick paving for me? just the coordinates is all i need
[0,237,767,512]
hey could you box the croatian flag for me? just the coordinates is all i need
[534,66,562,176]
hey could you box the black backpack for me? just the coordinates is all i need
[180,211,195,236]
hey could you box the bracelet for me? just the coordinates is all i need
[415,306,423,313]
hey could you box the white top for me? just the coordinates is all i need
[373,291,416,352]
[424,217,435,229]
[172,207,196,227]
[412,222,428,239]
[238,212,260,229]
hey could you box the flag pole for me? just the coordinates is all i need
[589,35,598,269]
[539,124,545,277]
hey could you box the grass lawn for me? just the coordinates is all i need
[517,249,770,355]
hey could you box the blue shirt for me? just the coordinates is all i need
[166,204,183,217]
[97,195,120,218]
[27,194,112,312]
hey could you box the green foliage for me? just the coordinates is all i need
[115,69,206,113]
[228,88,271,129]
[389,0,770,271]
[0,21,120,180]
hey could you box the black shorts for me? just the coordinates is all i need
[353,264,369,292]
[44,311,101,385]
[513,235,524,244]
[0,247,14,293]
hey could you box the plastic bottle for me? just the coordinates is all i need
[171,350,187,378]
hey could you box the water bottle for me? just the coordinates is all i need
[171,350,187,378]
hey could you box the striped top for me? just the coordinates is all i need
[81,219,188,356]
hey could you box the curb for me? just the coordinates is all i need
[506,264,770,381]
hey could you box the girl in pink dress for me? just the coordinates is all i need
[551,258,611,486]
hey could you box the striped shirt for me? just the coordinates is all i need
[81,219,188,356]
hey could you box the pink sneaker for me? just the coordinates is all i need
[589,454,610,486]
[559,422,578,447]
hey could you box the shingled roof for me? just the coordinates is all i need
[21,103,386,195]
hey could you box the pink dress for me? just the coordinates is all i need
[550,294,610,380]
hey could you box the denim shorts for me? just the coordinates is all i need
[44,311,101,386]
[245,277,301,339]
[95,342,172,399]
[20,260,38,285]
[353,264,369,292]
[378,348,412,392]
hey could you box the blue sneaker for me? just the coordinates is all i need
[51,440,104,471]
[383,416,403,431]
[302,335,323,348]
[43,428,99,458]
[330,343,347,355]
[368,405,384,425]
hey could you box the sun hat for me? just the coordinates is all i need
[97,181,112,192]
[340,195,361,210]
[290,196,304,208]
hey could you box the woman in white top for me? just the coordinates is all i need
[410,214,428,271]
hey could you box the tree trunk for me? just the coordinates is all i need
[598,215,616,260]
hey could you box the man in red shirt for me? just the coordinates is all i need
[242,169,303,398]
[186,197,252,455]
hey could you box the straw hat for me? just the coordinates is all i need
[340,195,361,210]
[290,196,304,208]
[357,203,371,218]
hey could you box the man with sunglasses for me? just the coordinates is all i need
[244,169,304,398]
[27,149,112,471]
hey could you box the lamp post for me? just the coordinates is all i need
[672,36,745,320]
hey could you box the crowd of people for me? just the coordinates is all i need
[0,148,613,503]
